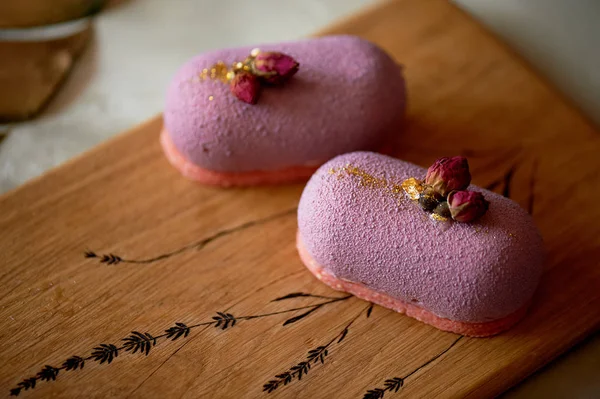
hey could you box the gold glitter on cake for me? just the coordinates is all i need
[198,61,231,83]
[208,95,214,101]
[197,50,264,85]
[330,164,405,200]
[430,213,449,222]
[330,165,457,228]
[339,165,387,188]
[401,177,425,200]
[401,177,450,221]
[474,227,496,235]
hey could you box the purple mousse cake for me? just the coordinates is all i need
[297,152,544,337]
[161,35,406,186]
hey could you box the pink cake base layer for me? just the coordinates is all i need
[297,232,529,337]
[160,128,320,187]
[161,128,394,187]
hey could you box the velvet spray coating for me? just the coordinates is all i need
[164,35,406,173]
[297,152,544,323]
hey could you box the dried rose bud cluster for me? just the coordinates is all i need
[229,49,299,104]
[415,156,490,223]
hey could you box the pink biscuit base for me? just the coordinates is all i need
[297,232,529,337]
[161,127,394,187]
[160,127,320,187]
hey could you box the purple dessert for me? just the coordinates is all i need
[161,35,406,186]
[297,152,545,336]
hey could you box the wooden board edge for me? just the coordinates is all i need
[2,0,597,200]
[0,115,162,200]
[318,0,597,131]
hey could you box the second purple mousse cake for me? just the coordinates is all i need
[161,35,406,186]
[297,152,545,336]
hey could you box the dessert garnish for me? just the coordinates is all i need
[402,156,489,222]
[200,48,299,104]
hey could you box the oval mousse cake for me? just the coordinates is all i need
[161,35,406,186]
[297,151,544,337]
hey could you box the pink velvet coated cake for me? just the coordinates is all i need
[162,35,406,186]
[297,152,544,337]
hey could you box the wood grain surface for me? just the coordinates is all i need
[1,0,599,397]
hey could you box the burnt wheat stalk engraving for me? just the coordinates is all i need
[362,335,464,399]
[484,163,516,199]
[9,293,350,396]
[363,378,404,399]
[84,208,296,265]
[527,159,538,215]
[263,303,375,394]
[484,159,538,215]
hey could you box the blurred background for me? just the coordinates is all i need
[0,0,599,397]
[1,0,599,194]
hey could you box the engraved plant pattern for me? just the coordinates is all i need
[8,156,531,397]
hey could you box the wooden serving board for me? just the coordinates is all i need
[1,0,599,397]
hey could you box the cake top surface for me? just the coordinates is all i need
[298,151,544,322]
[164,35,405,172]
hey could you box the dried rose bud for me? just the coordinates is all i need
[433,201,451,218]
[230,71,261,104]
[447,190,490,222]
[253,51,299,84]
[425,156,471,197]
[418,186,444,212]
